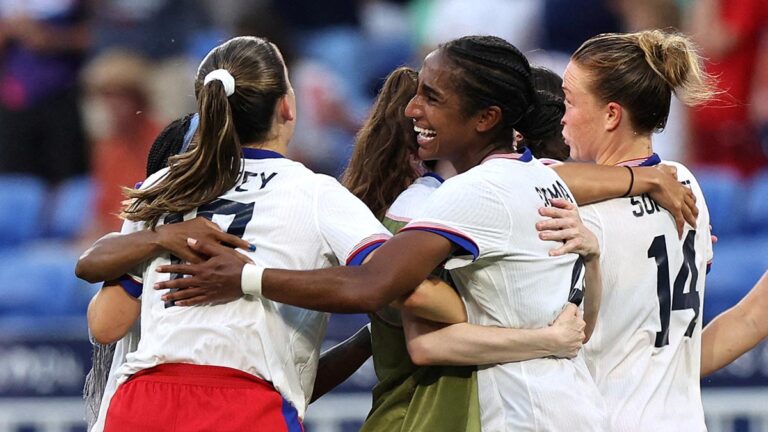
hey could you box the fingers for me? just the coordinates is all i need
[187,238,230,257]
[562,303,579,315]
[536,217,577,232]
[161,287,207,303]
[154,275,200,290]
[156,263,199,276]
[216,232,255,252]
[548,198,576,210]
[176,295,212,307]
[539,228,579,243]
[538,205,578,221]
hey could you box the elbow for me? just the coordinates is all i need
[75,259,97,283]
[354,271,400,313]
[406,337,438,366]
[76,251,104,283]
[89,327,122,345]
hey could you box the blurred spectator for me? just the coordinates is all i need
[0,0,91,184]
[536,0,621,72]
[81,50,162,238]
[687,0,768,176]
[414,0,543,56]
[92,0,214,121]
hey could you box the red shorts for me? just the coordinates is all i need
[104,363,303,432]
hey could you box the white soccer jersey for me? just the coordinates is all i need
[95,149,390,427]
[404,149,608,432]
[385,172,443,223]
[580,155,712,432]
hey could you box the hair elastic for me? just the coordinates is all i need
[204,69,236,97]
[621,166,635,198]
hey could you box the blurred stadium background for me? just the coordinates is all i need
[0,0,766,431]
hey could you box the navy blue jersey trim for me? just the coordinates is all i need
[242,148,285,160]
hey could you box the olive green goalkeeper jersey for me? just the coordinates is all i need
[360,175,481,432]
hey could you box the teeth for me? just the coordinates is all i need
[414,126,437,137]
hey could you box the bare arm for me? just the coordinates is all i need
[553,164,697,236]
[536,198,602,341]
[394,276,467,324]
[701,271,768,376]
[156,230,454,312]
[402,304,585,366]
[76,217,253,283]
[311,324,372,403]
[581,258,602,342]
[87,283,140,345]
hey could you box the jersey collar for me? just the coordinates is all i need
[242,148,285,160]
[422,172,445,183]
[616,153,661,167]
[481,147,533,164]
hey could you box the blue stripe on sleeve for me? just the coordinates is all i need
[401,226,479,261]
[118,275,142,299]
[346,240,385,266]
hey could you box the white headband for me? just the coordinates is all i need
[203,69,236,97]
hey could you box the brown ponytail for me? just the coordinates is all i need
[121,37,288,228]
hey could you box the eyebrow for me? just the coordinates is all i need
[421,83,442,99]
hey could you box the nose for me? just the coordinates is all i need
[404,95,421,119]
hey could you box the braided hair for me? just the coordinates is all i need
[145,113,198,176]
[439,36,548,146]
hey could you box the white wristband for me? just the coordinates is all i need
[241,264,265,297]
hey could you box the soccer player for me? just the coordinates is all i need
[344,66,591,432]
[85,36,393,431]
[557,30,714,431]
[159,35,611,430]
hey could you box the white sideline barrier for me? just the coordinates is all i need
[1,389,767,431]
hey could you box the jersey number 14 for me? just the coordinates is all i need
[647,231,700,348]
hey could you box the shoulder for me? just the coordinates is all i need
[387,176,442,221]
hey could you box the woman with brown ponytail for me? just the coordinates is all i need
[561,29,715,431]
[84,36,392,432]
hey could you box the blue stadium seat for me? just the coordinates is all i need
[744,169,768,234]
[0,175,46,247]
[704,235,768,323]
[0,247,95,317]
[47,176,94,239]
[693,168,743,236]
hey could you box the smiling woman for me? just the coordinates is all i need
[157,35,611,431]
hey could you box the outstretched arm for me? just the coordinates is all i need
[553,163,697,237]
[402,304,585,366]
[76,217,253,283]
[701,271,768,376]
[156,230,454,313]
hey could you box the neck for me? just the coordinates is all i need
[453,141,514,174]
[243,134,289,156]
[433,160,457,180]
[595,133,653,166]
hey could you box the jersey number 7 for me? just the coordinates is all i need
[163,198,255,307]
[647,230,700,348]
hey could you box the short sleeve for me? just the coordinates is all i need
[314,177,391,266]
[403,176,509,266]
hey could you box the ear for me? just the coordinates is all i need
[604,102,622,132]
[475,106,502,133]
[278,94,295,122]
